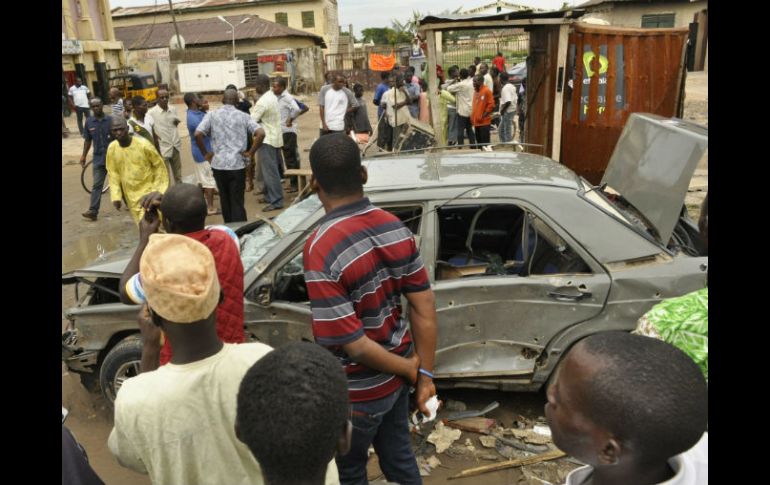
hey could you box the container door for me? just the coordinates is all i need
[560,24,690,184]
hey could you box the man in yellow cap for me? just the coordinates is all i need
[107,234,340,485]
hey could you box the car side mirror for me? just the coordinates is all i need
[255,284,272,306]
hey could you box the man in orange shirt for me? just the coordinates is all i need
[471,75,495,150]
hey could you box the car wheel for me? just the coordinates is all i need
[99,336,143,404]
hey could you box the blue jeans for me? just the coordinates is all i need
[88,163,107,213]
[446,107,458,144]
[258,145,284,208]
[75,107,90,135]
[337,385,421,485]
[499,111,515,143]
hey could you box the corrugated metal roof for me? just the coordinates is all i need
[115,14,325,50]
[577,0,697,7]
[112,0,311,17]
[420,8,585,27]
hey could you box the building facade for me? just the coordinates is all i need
[578,0,707,71]
[62,0,127,101]
[115,13,326,92]
[111,0,339,55]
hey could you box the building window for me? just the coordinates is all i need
[302,11,315,28]
[238,53,260,86]
[641,13,675,28]
[275,12,288,26]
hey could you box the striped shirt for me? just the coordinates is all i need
[304,198,430,402]
[111,98,124,117]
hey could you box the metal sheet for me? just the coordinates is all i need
[601,113,707,244]
[560,24,690,184]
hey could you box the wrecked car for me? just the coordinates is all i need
[62,113,708,403]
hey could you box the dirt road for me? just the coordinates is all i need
[61,75,707,484]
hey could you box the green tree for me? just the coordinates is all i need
[361,27,396,45]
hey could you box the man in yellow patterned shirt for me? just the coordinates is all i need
[106,117,169,224]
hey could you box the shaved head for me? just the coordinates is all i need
[160,183,207,234]
[223,89,239,105]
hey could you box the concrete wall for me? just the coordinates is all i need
[112,0,337,49]
[295,46,325,92]
[127,48,171,85]
[585,1,706,28]
[88,0,105,40]
[324,0,339,54]
[233,36,317,54]
[159,39,323,92]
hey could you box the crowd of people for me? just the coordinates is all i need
[74,79,316,224]
[369,54,525,152]
[72,55,528,226]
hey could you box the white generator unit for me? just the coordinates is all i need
[177,60,246,93]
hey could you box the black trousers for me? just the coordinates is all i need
[282,132,299,188]
[475,125,491,148]
[212,168,247,223]
[456,115,476,146]
[377,116,393,151]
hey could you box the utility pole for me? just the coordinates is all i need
[168,0,183,51]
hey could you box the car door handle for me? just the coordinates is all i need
[547,286,591,302]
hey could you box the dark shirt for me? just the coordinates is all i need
[373,82,390,118]
[62,425,105,485]
[84,115,113,166]
[236,99,252,114]
[352,98,372,134]
[186,109,211,163]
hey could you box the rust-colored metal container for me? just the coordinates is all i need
[560,23,690,184]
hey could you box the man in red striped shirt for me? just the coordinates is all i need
[304,134,437,485]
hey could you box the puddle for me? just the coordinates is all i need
[62,233,123,273]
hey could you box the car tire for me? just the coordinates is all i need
[99,336,143,405]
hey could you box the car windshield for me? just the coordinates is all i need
[240,195,322,273]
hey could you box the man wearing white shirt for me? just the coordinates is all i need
[68,78,91,136]
[447,68,476,146]
[319,74,357,136]
[273,77,308,193]
[149,89,183,184]
[251,74,284,212]
[379,74,413,152]
[498,72,518,143]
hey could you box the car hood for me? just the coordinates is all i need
[62,247,133,283]
[601,113,707,244]
[61,222,267,284]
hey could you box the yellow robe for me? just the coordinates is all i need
[106,136,170,224]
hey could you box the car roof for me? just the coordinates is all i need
[362,151,580,192]
[110,72,154,79]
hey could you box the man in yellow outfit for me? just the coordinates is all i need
[106,117,169,224]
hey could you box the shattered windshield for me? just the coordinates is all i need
[580,180,630,223]
[240,195,322,273]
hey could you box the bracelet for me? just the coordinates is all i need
[418,368,434,379]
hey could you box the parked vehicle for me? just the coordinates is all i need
[62,115,707,403]
[507,61,527,87]
[109,72,159,105]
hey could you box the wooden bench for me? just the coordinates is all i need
[284,169,313,204]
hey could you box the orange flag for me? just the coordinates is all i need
[369,51,396,71]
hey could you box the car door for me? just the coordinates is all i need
[243,202,427,349]
[428,197,611,382]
